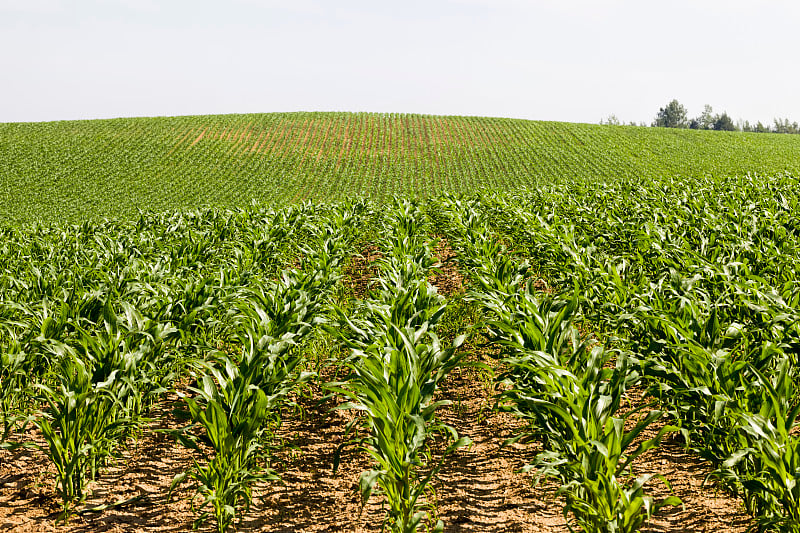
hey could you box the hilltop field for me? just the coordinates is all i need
[2,112,800,225]
[1,113,800,533]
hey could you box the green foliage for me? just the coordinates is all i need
[652,99,689,128]
[3,112,800,226]
[328,200,470,533]
[462,173,800,529]
[713,112,737,131]
[433,195,680,531]
[0,341,28,443]
[33,355,129,521]
[2,163,800,531]
[713,359,800,532]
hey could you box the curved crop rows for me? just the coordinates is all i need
[2,112,800,226]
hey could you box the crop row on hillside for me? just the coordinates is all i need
[2,112,800,225]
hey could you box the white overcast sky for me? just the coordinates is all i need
[1,0,798,125]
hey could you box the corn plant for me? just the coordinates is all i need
[33,355,129,522]
[329,287,469,533]
[713,358,800,531]
[330,323,469,533]
[0,339,28,444]
[70,303,179,430]
[27,297,184,520]
[508,347,680,533]
[174,366,280,532]
[172,233,347,532]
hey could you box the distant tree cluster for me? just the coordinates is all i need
[741,117,800,134]
[647,99,799,134]
[651,100,735,131]
[599,114,647,127]
[601,100,799,134]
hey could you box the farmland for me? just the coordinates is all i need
[1,113,800,532]
[2,112,800,226]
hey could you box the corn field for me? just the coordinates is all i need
[3,112,800,226]
[1,168,799,531]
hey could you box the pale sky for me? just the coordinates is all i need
[1,0,798,125]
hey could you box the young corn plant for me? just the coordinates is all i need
[29,301,178,521]
[509,347,680,533]
[173,234,347,532]
[329,303,469,533]
[33,355,128,522]
[175,365,279,532]
[0,339,29,445]
[69,302,179,435]
[713,358,800,531]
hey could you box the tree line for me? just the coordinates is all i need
[601,99,799,134]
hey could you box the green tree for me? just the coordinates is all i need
[690,105,715,130]
[652,99,688,128]
[712,112,736,131]
[600,114,621,126]
[754,121,771,133]
[773,117,799,134]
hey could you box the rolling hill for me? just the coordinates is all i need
[2,111,800,225]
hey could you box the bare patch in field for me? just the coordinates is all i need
[342,244,382,299]
[170,116,511,164]
[431,236,465,297]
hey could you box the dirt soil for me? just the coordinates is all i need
[342,244,382,299]
[430,237,465,297]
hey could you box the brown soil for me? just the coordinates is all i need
[430,237,465,297]
[0,392,210,532]
[341,244,382,299]
[190,128,208,147]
